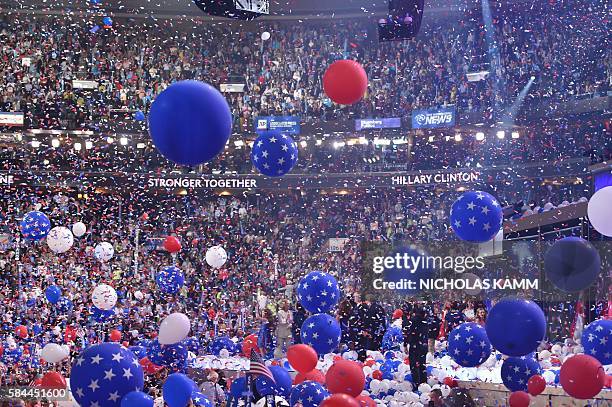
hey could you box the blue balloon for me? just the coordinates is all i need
[70,343,144,407]
[129,346,148,359]
[91,306,116,323]
[544,237,601,292]
[382,245,435,296]
[296,271,340,313]
[135,110,146,121]
[163,373,193,407]
[382,326,403,351]
[229,377,247,398]
[208,336,236,356]
[251,132,298,177]
[26,298,36,308]
[448,322,492,367]
[20,211,51,241]
[149,80,232,166]
[255,366,292,398]
[582,319,611,365]
[147,339,188,371]
[501,354,541,392]
[121,391,153,407]
[103,16,113,26]
[289,381,328,407]
[191,391,213,407]
[2,346,23,363]
[184,337,201,354]
[300,313,341,355]
[156,266,185,294]
[485,298,546,357]
[450,191,503,242]
[45,285,61,304]
[56,297,73,313]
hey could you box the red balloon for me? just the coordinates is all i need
[294,369,325,385]
[392,309,403,320]
[364,359,376,367]
[242,334,261,357]
[355,395,376,407]
[508,391,530,407]
[41,372,66,389]
[33,378,43,387]
[109,329,122,342]
[560,354,606,399]
[371,370,382,380]
[15,325,28,339]
[527,375,546,396]
[320,393,360,407]
[163,236,182,253]
[443,377,458,388]
[287,344,319,373]
[326,359,366,397]
[64,326,77,343]
[139,357,164,375]
[323,60,368,105]
[0,343,3,356]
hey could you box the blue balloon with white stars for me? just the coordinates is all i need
[191,391,213,407]
[91,306,116,323]
[450,191,503,243]
[581,319,612,365]
[128,346,148,359]
[289,381,329,407]
[296,271,340,314]
[56,297,74,313]
[448,322,492,367]
[184,337,201,354]
[256,366,292,398]
[121,390,153,407]
[2,346,23,364]
[300,313,341,355]
[156,266,185,294]
[382,326,403,352]
[208,336,237,356]
[20,211,51,241]
[147,339,188,372]
[500,354,541,392]
[251,132,298,177]
[70,342,144,407]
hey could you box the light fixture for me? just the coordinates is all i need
[120,137,128,146]
[496,130,505,139]
[74,142,82,151]
[359,137,368,145]
[346,139,357,146]
[85,141,93,150]
[51,138,60,148]
[315,139,322,146]
[106,137,114,144]
[137,143,146,149]
[392,138,407,145]
[511,131,520,139]
[373,138,391,146]
[43,159,49,165]
[31,140,41,148]
[333,141,346,149]
[454,134,462,142]
[428,135,435,142]
[475,132,485,141]
[300,140,307,148]
[444,135,451,141]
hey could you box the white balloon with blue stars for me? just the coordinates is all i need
[450,190,503,243]
[296,271,340,314]
[70,342,144,407]
[250,132,298,177]
[447,322,492,367]
[581,319,611,365]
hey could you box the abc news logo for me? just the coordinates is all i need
[415,112,453,126]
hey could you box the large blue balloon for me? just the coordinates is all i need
[20,211,51,241]
[300,313,341,355]
[149,80,232,166]
[56,297,73,313]
[501,354,541,392]
[121,391,153,407]
[448,322,492,367]
[70,343,144,407]
[163,373,193,407]
[251,132,298,177]
[449,191,503,242]
[255,366,292,398]
[296,271,340,313]
[229,376,247,398]
[544,237,601,292]
[147,339,188,371]
[156,266,185,294]
[45,285,61,304]
[290,381,329,407]
[582,319,611,365]
[485,298,546,356]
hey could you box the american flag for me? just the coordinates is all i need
[248,349,275,383]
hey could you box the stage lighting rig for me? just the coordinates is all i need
[193,0,269,20]
[378,0,424,42]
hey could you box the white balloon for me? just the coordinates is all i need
[538,350,551,360]
[158,312,191,345]
[440,385,451,397]
[261,31,271,41]
[588,186,612,236]
[417,383,431,394]
[219,348,230,358]
[41,343,68,363]
[94,242,114,262]
[134,291,144,301]
[46,226,74,254]
[206,245,227,268]
[542,370,556,384]
[91,284,117,310]
[72,222,87,237]
[52,326,61,336]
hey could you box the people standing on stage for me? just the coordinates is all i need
[404,305,429,385]
[275,300,293,358]
[291,302,307,344]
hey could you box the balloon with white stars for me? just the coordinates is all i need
[296,271,340,314]
[449,190,503,243]
[500,354,541,392]
[447,322,492,367]
[300,313,341,355]
[251,132,298,177]
[581,319,611,365]
[289,381,328,407]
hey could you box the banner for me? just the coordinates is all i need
[0,112,24,127]
[355,117,401,131]
[72,80,99,90]
[220,83,245,93]
[327,238,350,252]
[411,106,456,129]
[255,116,300,135]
